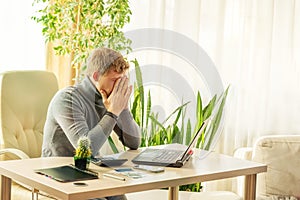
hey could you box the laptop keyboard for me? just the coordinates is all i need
[154,150,183,162]
[131,147,188,167]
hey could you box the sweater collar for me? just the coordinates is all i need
[78,76,103,104]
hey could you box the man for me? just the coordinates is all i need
[42,47,141,200]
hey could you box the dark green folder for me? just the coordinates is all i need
[35,165,98,182]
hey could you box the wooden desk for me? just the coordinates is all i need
[0,149,266,200]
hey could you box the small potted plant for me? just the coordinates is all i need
[74,136,92,170]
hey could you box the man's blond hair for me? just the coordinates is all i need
[86,48,129,77]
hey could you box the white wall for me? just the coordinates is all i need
[0,0,45,72]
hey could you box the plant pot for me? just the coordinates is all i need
[74,157,90,170]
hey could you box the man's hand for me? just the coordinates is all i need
[100,76,132,116]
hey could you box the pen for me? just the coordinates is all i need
[103,173,126,181]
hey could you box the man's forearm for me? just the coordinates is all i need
[89,115,117,156]
[116,109,141,149]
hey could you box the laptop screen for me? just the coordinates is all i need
[178,117,211,161]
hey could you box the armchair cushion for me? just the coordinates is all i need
[0,70,58,160]
[257,195,298,200]
[252,135,300,198]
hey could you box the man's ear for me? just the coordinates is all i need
[92,71,99,81]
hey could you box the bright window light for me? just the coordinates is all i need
[0,0,45,72]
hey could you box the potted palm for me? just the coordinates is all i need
[74,136,92,170]
[130,60,230,192]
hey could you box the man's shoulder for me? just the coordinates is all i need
[53,85,79,101]
[49,85,84,113]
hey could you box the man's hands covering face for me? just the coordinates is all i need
[100,76,132,116]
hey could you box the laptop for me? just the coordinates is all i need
[131,117,211,168]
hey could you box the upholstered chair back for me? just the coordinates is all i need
[252,135,300,198]
[0,71,58,160]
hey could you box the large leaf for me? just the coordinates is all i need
[162,101,190,125]
[203,86,230,150]
[194,92,203,134]
[131,59,145,128]
[170,124,181,144]
[185,119,192,145]
[149,115,167,134]
[203,95,216,120]
[145,90,151,129]
[131,85,141,125]
[108,136,119,154]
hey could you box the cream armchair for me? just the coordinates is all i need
[0,70,59,199]
[0,70,58,159]
[234,135,300,200]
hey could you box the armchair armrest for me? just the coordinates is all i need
[0,148,30,159]
[233,147,253,161]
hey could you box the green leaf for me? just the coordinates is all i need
[171,124,181,143]
[203,95,216,120]
[162,101,190,125]
[185,119,192,145]
[132,59,145,128]
[108,136,119,154]
[149,115,167,134]
[194,91,203,134]
[145,90,151,128]
[204,86,230,150]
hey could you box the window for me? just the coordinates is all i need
[0,0,45,72]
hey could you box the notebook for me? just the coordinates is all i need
[131,117,211,168]
[34,164,98,182]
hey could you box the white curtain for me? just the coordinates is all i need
[126,0,300,191]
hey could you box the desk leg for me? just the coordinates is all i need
[1,175,12,200]
[244,174,257,200]
[168,186,179,200]
[32,188,39,200]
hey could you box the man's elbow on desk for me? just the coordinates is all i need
[124,135,141,150]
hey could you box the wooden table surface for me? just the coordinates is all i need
[0,148,267,200]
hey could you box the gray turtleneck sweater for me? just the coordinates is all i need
[42,76,141,157]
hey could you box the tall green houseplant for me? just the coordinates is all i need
[130,60,230,192]
[131,59,229,151]
[32,0,132,82]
